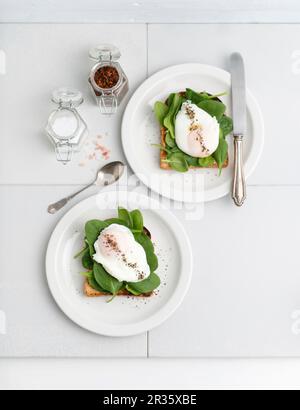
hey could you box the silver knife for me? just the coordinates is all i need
[230,52,247,207]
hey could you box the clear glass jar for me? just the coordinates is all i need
[89,44,129,115]
[45,88,88,164]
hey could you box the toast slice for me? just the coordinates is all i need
[160,127,228,170]
[84,280,152,297]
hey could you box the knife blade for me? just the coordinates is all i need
[230,52,247,137]
[230,52,247,207]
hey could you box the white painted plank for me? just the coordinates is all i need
[0,185,147,357]
[0,24,147,184]
[148,24,300,185]
[1,0,300,23]
[149,187,300,357]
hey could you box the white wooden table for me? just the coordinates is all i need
[2,0,300,390]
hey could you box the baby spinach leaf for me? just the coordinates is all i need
[212,137,228,174]
[104,217,130,228]
[198,156,216,167]
[127,273,161,295]
[147,252,159,274]
[88,275,108,293]
[166,93,175,106]
[85,220,108,247]
[184,154,199,167]
[165,132,176,148]
[89,244,95,258]
[163,152,189,172]
[118,207,133,228]
[74,245,88,259]
[125,284,141,296]
[82,248,93,270]
[219,115,233,137]
[186,88,208,104]
[93,262,123,295]
[134,233,158,272]
[186,89,227,104]
[197,100,226,121]
[163,93,183,138]
[134,232,154,253]
[80,271,93,279]
[154,101,169,126]
[151,143,172,154]
[171,146,181,153]
[130,210,144,233]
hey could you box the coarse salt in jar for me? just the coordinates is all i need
[45,88,88,164]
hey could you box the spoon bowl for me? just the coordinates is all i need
[95,161,125,186]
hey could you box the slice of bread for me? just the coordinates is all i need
[84,280,152,298]
[160,127,228,170]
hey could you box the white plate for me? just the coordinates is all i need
[122,63,264,202]
[46,191,193,337]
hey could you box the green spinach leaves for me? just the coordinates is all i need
[154,101,169,126]
[130,209,144,232]
[198,156,215,167]
[212,129,229,173]
[117,207,133,228]
[162,152,189,172]
[117,207,145,233]
[162,93,183,139]
[85,220,108,249]
[126,273,160,295]
[93,262,123,296]
[197,99,226,122]
[134,232,158,273]
[219,115,233,137]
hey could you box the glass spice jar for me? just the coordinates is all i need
[45,88,88,164]
[89,44,129,115]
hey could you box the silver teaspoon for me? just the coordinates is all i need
[47,161,125,214]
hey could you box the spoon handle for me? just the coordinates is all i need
[47,183,95,214]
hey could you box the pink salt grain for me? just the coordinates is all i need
[95,142,110,160]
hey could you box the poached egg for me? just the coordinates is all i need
[93,224,150,283]
[175,101,219,158]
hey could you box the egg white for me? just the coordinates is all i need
[93,224,150,283]
[175,101,220,158]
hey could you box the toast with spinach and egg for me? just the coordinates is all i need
[154,89,233,174]
[75,207,160,301]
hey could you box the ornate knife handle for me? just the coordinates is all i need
[232,135,246,207]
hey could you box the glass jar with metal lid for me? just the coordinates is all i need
[45,88,88,164]
[89,44,129,115]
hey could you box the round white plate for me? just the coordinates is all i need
[122,63,264,202]
[46,191,193,337]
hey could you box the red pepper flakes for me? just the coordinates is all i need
[94,66,119,89]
